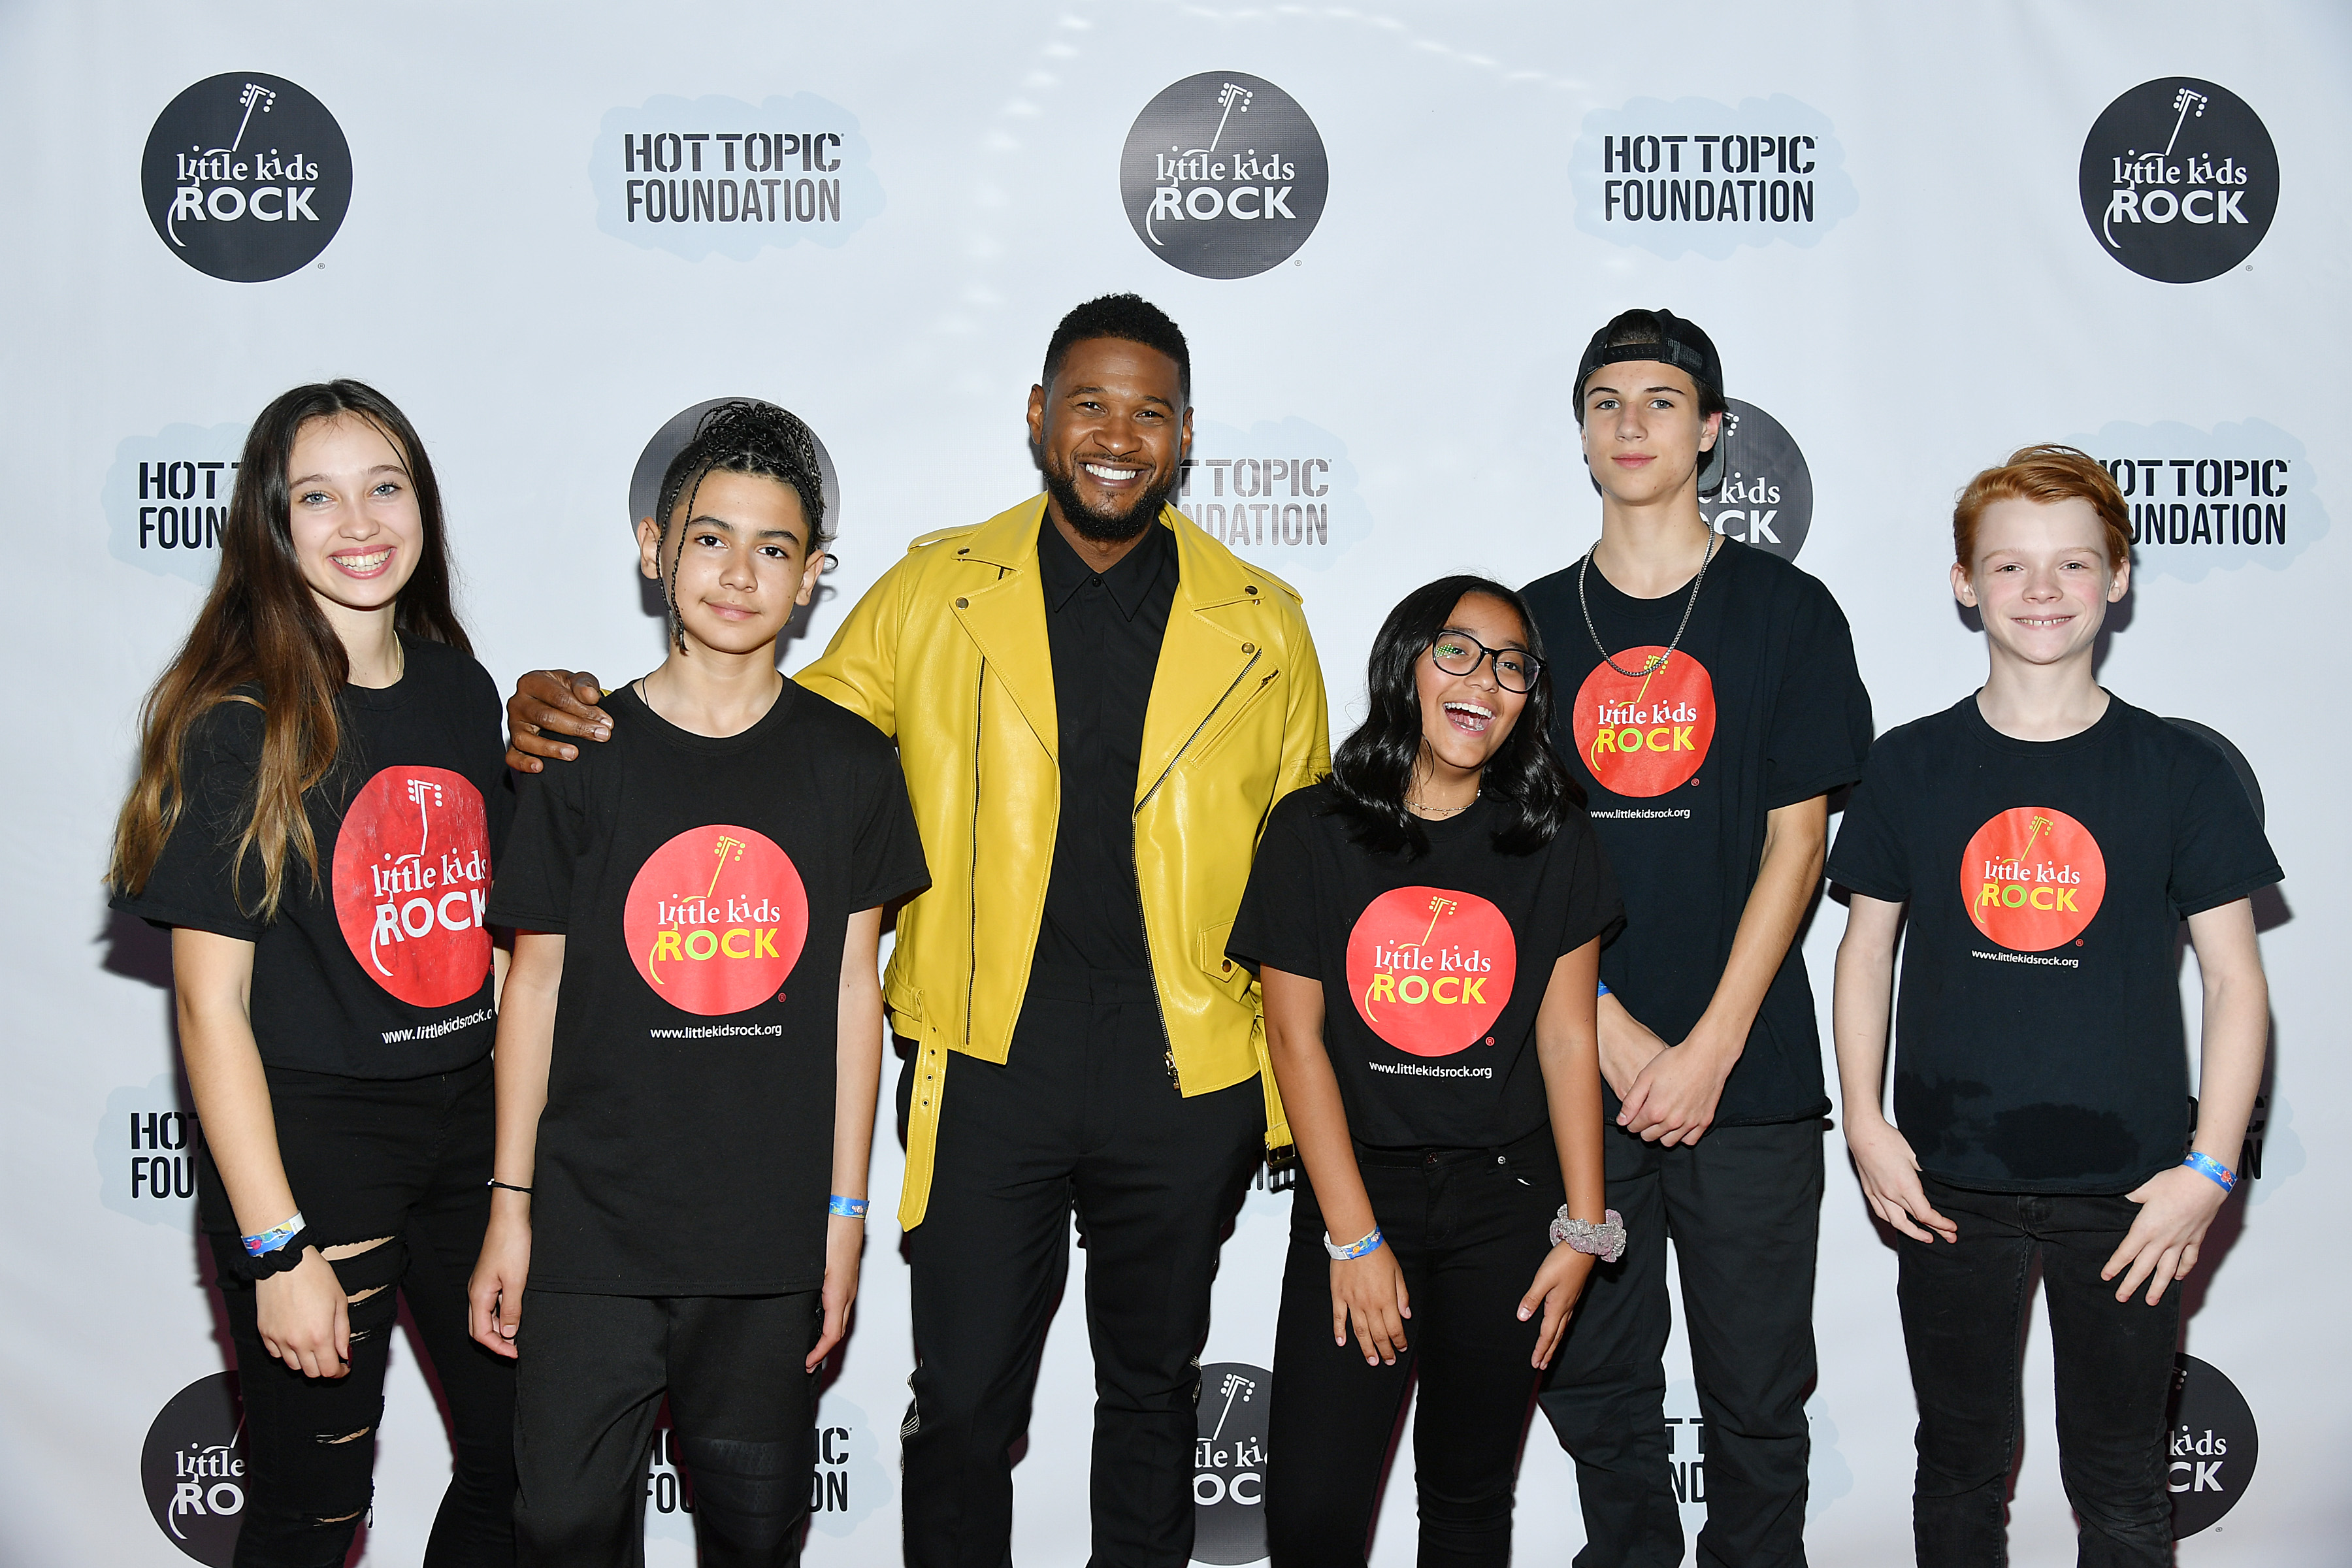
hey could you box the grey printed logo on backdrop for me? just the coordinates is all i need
[142,1373,246,1565]
[593,95,883,261]
[1121,73,1329,278]
[2076,419,2327,581]
[2168,1354,2258,1536]
[2080,80,2277,284]
[105,424,246,584]
[141,74,351,282]
[1699,401,1812,562]
[644,1396,879,1548]
[1175,417,1368,570]
[1192,1364,1270,1565]
[1573,96,1857,259]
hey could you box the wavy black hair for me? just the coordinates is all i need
[1326,575,1582,860]
[1042,293,1191,403]
[652,400,829,653]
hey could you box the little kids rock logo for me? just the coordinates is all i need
[141,1372,246,1565]
[1962,808,2106,952]
[2080,80,2278,284]
[624,826,809,1015]
[2168,1354,2259,1535]
[332,768,493,1007]
[1573,95,1859,259]
[1699,400,1814,561]
[141,74,352,282]
[104,423,246,583]
[1120,73,1329,279]
[1345,889,1516,1058]
[630,398,841,534]
[1193,1364,1271,1565]
[1572,651,1717,798]
[593,94,883,261]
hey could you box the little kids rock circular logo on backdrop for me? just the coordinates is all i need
[1571,650,1717,796]
[1193,1363,1271,1565]
[1120,73,1328,278]
[141,1372,246,1565]
[629,398,842,534]
[141,74,352,282]
[624,826,809,1014]
[1698,400,1814,561]
[1345,888,1515,1056]
[1961,808,2106,951]
[2080,78,2277,284]
[332,768,492,1007]
[2168,1354,2258,1536]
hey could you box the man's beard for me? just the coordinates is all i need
[1043,460,1176,545]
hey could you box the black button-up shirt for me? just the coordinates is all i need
[1032,516,1179,975]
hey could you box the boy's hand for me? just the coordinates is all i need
[1330,1247,1411,1366]
[1597,995,1669,1100]
[468,1200,532,1358]
[1616,1028,1738,1146]
[506,670,612,772]
[2104,1165,2230,1305]
[257,1249,350,1379]
[1846,1117,1958,1244]
[809,1214,864,1372]
[1519,1244,1598,1370]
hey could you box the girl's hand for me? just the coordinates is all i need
[257,1249,349,1379]
[467,1202,532,1358]
[1518,1244,1598,1369]
[1845,1117,1958,1245]
[1330,1247,1411,1366]
[2104,1166,2230,1305]
[808,1215,864,1373]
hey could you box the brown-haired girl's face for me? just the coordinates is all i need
[637,469,824,656]
[286,414,425,615]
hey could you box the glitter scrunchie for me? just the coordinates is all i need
[1549,1206,1627,1263]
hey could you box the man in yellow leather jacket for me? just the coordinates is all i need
[504,295,1328,1567]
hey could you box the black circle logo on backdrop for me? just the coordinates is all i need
[2168,1354,2257,1537]
[629,399,841,536]
[1120,74,1328,279]
[1193,1362,1270,1563]
[2163,719,2265,829]
[2079,79,2276,284]
[1698,400,1813,562]
[142,73,351,282]
[141,1372,246,1565]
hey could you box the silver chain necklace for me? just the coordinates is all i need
[1578,529,1720,679]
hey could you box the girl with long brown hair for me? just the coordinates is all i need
[110,380,515,1566]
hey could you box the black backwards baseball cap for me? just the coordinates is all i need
[1575,308,1729,493]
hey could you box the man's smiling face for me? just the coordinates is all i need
[1028,336,1192,543]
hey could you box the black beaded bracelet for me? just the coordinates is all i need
[487,1179,534,1196]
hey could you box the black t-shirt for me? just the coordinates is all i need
[1226,784,1623,1150]
[487,681,929,1296]
[1827,694,2281,1194]
[1522,540,1872,1125]
[112,635,512,1078]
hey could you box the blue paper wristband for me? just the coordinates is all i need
[828,1194,870,1218]
[242,1212,305,1258]
[2181,1152,2236,1193]
[1323,1227,1384,1261]
[1596,981,1611,998]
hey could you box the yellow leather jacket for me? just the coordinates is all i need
[796,497,1330,1227]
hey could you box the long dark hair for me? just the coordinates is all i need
[109,380,466,917]
[1327,575,1580,860]
[651,400,830,653]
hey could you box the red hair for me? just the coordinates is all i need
[1953,445,2131,571]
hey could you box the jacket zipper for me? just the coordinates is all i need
[964,659,983,1049]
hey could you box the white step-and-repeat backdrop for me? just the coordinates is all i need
[5,3,2345,1563]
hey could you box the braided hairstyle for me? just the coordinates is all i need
[651,400,830,653]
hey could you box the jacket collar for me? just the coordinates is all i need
[950,495,1273,614]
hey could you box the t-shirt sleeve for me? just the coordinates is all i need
[2166,738,2283,917]
[484,757,590,934]
[1555,813,1625,955]
[110,701,272,940]
[848,747,930,911]
[1825,736,1912,903]
[1226,800,1324,980]
[1763,577,1874,809]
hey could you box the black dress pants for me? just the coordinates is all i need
[1900,1175,2180,1568]
[898,968,1264,1568]
[204,1056,516,1568]
[1536,1119,1824,1568]
[1264,1131,1564,1568]
[512,1288,821,1568]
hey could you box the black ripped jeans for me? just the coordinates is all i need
[200,1056,516,1568]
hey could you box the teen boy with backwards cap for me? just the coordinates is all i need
[1518,309,1872,1567]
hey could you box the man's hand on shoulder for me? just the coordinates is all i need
[506,670,612,774]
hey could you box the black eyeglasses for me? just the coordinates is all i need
[1428,630,1543,694]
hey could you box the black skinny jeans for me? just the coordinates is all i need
[1901,1175,2181,1568]
[201,1056,515,1568]
[1266,1130,1564,1568]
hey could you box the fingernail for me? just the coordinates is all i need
[1518,1308,1531,1320]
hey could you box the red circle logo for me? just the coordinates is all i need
[1342,887,1517,1058]
[332,767,493,1007]
[1960,807,2106,951]
[1570,648,1716,797]
[622,826,808,1015]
